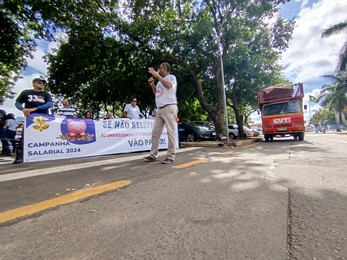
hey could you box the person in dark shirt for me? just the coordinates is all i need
[13,77,53,163]
[15,78,53,116]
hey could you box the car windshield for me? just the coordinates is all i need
[263,100,301,116]
[191,123,209,130]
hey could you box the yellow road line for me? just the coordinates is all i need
[0,180,131,224]
[173,158,209,169]
[241,142,260,148]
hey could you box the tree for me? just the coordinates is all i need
[320,70,347,125]
[114,0,293,139]
[46,21,164,116]
[321,20,347,73]
[0,0,117,103]
[311,108,336,128]
[43,0,293,136]
[321,20,347,127]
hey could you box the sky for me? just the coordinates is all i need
[1,0,347,122]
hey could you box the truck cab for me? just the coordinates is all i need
[257,83,305,141]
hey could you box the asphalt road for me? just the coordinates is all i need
[0,132,346,259]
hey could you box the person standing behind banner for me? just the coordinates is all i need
[123,97,143,119]
[104,112,113,119]
[56,99,76,117]
[147,109,157,119]
[84,111,93,119]
[0,109,11,156]
[4,113,17,155]
[144,62,178,164]
[14,77,53,164]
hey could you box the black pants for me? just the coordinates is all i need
[7,130,16,153]
[13,129,23,163]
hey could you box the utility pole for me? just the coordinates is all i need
[218,11,230,144]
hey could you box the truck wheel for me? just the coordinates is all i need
[264,134,270,142]
[293,134,298,140]
[298,132,304,141]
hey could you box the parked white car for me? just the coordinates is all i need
[227,125,239,139]
[229,124,260,138]
[243,126,260,137]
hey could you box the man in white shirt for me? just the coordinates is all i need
[123,97,142,119]
[144,62,178,164]
[56,99,76,117]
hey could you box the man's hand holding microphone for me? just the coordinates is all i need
[148,67,158,94]
[148,76,155,85]
[148,67,158,85]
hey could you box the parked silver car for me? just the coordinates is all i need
[229,124,259,138]
[227,125,239,139]
[243,126,260,137]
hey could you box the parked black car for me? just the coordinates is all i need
[178,122,217,142]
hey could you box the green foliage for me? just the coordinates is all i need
[319,69,347,125]
[179,99,210,121]
[0,9,31,103]
[2,0,294,138]
[0,0,118,103]
[44,0,294,139]
[321,20,347,72]
[319,20,347,125]
[46,23,162,115]
[311,109,335,126]
[320,69,347,112]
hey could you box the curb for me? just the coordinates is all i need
[231,138,262,147]
[181,138,262,148]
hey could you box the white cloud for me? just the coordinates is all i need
[300,0,310,8]
[281,0,347,84]
[27,44,48,74]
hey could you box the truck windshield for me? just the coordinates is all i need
[263,100,301,116]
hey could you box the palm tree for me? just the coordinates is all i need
[320,70,347,126]
[321,20,347,73]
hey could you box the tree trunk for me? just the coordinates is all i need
[183,64,226,140]
[335,110,340,125]
[341,112,346,124]
[231,83,246,138]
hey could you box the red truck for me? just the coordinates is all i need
[257,83,305,141]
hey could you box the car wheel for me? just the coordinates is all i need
[229,133,236,139]
[186,133,197,142]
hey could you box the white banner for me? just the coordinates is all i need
[23,113,177,162]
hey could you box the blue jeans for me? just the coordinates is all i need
[0,128,10,155]
[7,129,16,153]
